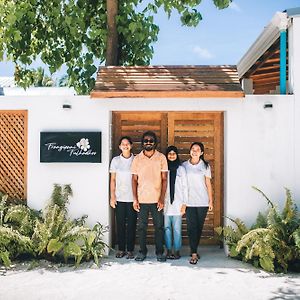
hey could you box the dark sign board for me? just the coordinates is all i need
[40,132,101,163]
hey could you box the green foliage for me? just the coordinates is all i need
[215,187,300,273]
[32,184,94,265]
[251,212,268,229]
[0,0,232,94]
[293,228,300,248]
[0,193,35,266]
[80,223,108,266]
[15,66,55,88]
[0,185,108,268]
[213,0,232,9]
[0,193,9,226]
[0,226,33,267]
[49,184,73,210]
[215,217,249,258]
[4,204,41,236]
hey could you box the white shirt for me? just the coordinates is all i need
[182,159,211,207]
[164,165,188,216]
[109,154,134,202]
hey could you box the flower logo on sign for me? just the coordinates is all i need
[76,138,90,151]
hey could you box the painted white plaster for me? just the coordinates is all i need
[0,93,299,246]
[288,17,300,203]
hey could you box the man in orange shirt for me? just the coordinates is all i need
[132,131,168,262]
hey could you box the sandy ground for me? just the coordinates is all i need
[0,246,299,300]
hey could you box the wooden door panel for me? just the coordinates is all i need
[112,111,223,246]
[168,112,223,244]
[112,112,167,156]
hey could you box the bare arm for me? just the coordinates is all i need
[205,176,213,211]
[157,171,167,211]
[110,173,117,208]
[132,174,140,212]
[180,167,188,216]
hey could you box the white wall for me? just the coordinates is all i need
[0,92,299,245]
[0,95,111,246]
[289,16,300,199]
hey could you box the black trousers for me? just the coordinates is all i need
[186,207,208,254]
[137,203,164,255]
[115,201,137,252]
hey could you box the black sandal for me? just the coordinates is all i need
[115,251,126,258]
[174,251,181,259]
[126,251,134,259]
[166,250,175,259]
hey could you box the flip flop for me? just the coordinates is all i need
[174,251,181,259]
[135,253,146,261]
[166,252,175,259]
[126,251,134,259]
[115,251,126,258]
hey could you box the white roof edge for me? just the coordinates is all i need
[237,12,289,79]
[0,87,76,96]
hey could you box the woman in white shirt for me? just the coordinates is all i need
[182,142,213,264]
[110,136,137,259]
[164,146,188,259]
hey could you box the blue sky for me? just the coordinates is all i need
[0,0,300,77]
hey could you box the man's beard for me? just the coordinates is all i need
[144,144,155,151]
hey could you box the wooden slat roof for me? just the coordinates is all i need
[90,65,244,98]
[241,38,288,94]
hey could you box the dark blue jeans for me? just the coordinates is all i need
[186,207,208,254]
[115,201,137,252]
[137,203,164,255]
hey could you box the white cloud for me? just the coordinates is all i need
[229,2,242,12]
[192,46,214,60]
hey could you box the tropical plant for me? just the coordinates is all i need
[215,216,249,258]
[0,226,33,267]
[0,193,34,267]
[80,223,108,266]
[215,187,300,273]
[32,184,108,265]
[0,185,108,267]
[4,204,41,236]
[0,192,8,226]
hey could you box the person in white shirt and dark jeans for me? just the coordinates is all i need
[182,142,213,265]
[110,136,137,259]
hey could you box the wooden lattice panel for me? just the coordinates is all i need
[0,111,27,200]
[112,111,223,245]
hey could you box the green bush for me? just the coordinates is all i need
[215,187,300,273]
[0,193,34,266]
[0,185,108,267]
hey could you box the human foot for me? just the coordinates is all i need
[189,253,198,264]
[115,251,126,258]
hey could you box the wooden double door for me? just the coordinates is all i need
[112,111,223,245]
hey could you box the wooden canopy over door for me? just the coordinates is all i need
[112,111,223,245]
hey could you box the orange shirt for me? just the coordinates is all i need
[131,150,168,204]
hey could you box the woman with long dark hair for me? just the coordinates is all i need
[183,142,213,264]
[164,146,188,259]
[110,136,137,259]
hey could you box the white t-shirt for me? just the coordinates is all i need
[109,154,134,202]
[182,159,211,207]
[164,165,188,216]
